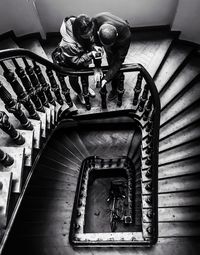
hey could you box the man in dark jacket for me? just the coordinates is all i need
[92,12,131,102]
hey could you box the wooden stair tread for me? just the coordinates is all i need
[0,36,19,50]
[158,139,200,165]
[157,190,200,207]
[154,42,194,93]
[144,156,200,180]
[18,38,48,60]
[157,174,200,193]
[43,141,82,165]
[79,129,134,158]
[143,207,200,222]
[160,99,200,140]
[161,80,200,126]
[159,120,200,152]
[160,54,200,110]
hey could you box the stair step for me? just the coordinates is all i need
[29,119,41,149]
[17,36,49,60]
[48,139,83,164]
[143,156,200,182]
[11,219,69,237]
[158,139,200,165]
[39,154,80,173]
[159,222,200,237]
[159,120,200,152]
[0,171,13,228]
[44,106,51,130]
[160,99,200,140]
[21,196,72,210]
[25,182,75,200]
[62,132,90,159]
[0,147,25,193]
[154,42,194,93]
[143,207,200,223]
[0,130,34,167]
[79,129,134,158]
[41,141,82,167]
[160,54,200,110]
[35,162,78,179]
[161,80,200,126]
[157,174,200,193]
[31,165,77,185]
[143,173,200,194]
[16,209,71,223]
[158,190,200,207]
[0,32,19,50]
[37,111,47,138]
[27,178,76,194]
[158,207,200,222]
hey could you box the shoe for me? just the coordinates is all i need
[77,94,85,105]
[108,90,117,101]
[88,87,96,98]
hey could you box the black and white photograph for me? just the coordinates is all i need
[0,0,200,254]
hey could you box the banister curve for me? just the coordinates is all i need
[0,48,160,111]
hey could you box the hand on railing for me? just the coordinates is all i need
[94,67,103,88]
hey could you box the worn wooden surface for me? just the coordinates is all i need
[1,30,200,254]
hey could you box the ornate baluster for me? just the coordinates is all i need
[0,111,25,145]
[46,68,64,105]
[146,196,152,205]
[138,84,149,112]
[116,158,121,167]
[145,115,153,132]
[143,96,152,121]
[117,73,125,107]
[100,158,104,168]
[0,81,33,130]
[81,75,91,110]
[57,73,73,107]
[145,154,152,166]
[133,72,142,106]
[146,129,153,144]
[145,167,152,179]
[32,61,56,106]
[0,148,14,167]
[145,140,153,155]
[0,61,39,120]
[23,58,49,108]
[99,85,107,109]
[12,58,44,113]
[145,181,152,191]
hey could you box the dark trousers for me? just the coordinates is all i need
[51,48,88,95]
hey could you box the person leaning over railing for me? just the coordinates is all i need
[92,12,131,101]
[52,14,103,105]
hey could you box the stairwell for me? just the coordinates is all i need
[0,27,200,254]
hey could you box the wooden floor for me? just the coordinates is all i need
[1,29,200,254]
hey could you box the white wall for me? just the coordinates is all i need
[172,0,200,44]
[0,0,45,37]
[0,0,179,36]
[36,0,178,32]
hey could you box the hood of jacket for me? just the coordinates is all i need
[60,18,81,48]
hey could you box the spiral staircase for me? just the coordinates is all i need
[0,27,200,254]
